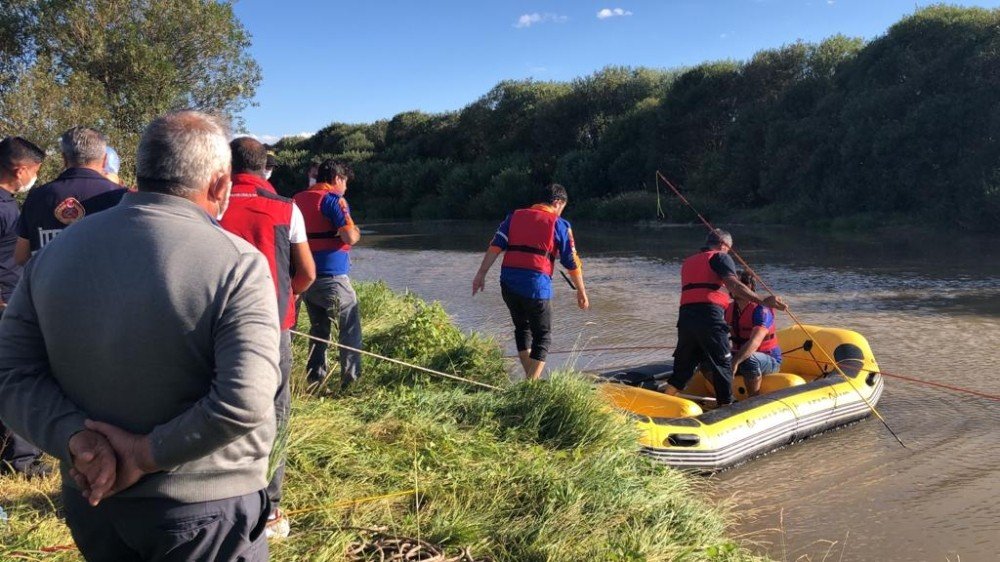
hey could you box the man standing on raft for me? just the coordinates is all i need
[662,229,786,405]
[472,183,589,380]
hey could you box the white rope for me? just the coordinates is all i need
[289,329,502,391]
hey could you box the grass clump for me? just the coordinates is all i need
[1,281,761,561]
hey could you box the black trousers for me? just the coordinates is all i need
[668,306,735,405]
[501,284,552,361]
[0,421,43,474]
[265,330,292,510]
[62,487,269,562]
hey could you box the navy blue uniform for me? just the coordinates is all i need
[0,189,21,302]
[0,188,43,475]
[17,168,126,254]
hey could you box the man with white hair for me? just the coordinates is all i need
[0,110,279,561]
[662,229,786,406]
[14,126,126,264]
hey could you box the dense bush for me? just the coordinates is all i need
[274,6,1000,231]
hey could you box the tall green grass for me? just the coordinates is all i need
[0,281,762,561]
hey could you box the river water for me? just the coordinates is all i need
[349,221,999,562]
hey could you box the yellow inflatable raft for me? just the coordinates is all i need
[596,325,884,471]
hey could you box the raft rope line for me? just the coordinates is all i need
[655,171,908,448]
[289,329,501,391]
[788,355,1000,402]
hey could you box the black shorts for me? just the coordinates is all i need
[501,284,552,361]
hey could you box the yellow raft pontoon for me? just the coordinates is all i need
[596,325,884,471]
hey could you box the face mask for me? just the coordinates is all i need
[215,180,233,221]
[17,175,37,194]
[264,169,273,181]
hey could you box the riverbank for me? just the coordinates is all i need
[0,282,760,561]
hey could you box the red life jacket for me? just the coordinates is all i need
[220,173,296,330]
[679,250,730,308]
[501,207,558,276]
[292,184,351,254]
[725,301,778,353]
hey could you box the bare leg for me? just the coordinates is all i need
[526,358,545,380]
[746,375,762,397]
[517,350,532,377]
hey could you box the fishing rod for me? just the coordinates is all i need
[655,170,907,448]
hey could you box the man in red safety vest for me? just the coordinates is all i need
[726,270,783,397]
[662,229,786,405]
[220,137,316,539]
[293,159,362,391]
[472,183,590,380]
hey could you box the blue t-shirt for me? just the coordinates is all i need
[490,206,582,300]
[313,192,354,276]
[750,305,782,362]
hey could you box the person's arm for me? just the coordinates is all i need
[13,237,31,266]
[472,217,511,295]
[472,247,502,295]
[290,243,316,295]
[732,326,769,370]
[556,221,589,310]
[142,252,281,469]
[721,275,786,311]
[711,253,786,311]
[321,194,360,245]
[0,264,89,462]
[288,203,316,295]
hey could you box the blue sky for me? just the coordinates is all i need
[234,0,1000,142]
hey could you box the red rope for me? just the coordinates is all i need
[785,355,1000,401]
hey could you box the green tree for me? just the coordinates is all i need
[0,0,260,184]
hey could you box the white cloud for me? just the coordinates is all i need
[514,12,568,28]
[827,0,836,4]
[242,131,314,145]
[597,8,633,20]
[720,33,729,39]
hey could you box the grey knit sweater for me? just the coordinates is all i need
[0,191,280,502]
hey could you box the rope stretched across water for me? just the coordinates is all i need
[656,170,907,448]
[289,329,502,391]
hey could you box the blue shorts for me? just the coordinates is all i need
[736,352,781,378]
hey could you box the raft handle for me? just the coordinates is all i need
[866,371,880,387]
[666,433,700,447]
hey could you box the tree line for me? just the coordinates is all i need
[0,0,259,185]
[272,5,1000,231]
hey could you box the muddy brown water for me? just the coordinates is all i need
[349,221,999,562]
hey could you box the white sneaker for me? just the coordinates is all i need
[265,509,290,540]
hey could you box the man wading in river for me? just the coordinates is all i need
[662,229,786,405]
[472,183,589,380]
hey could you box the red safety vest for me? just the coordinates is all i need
[501,207,558,276]
[679,250,730,308]
[725,301,778,352]
[220,173,296,330]
[292,184,351,254]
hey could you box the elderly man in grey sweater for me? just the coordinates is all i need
[0,110,280,561]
